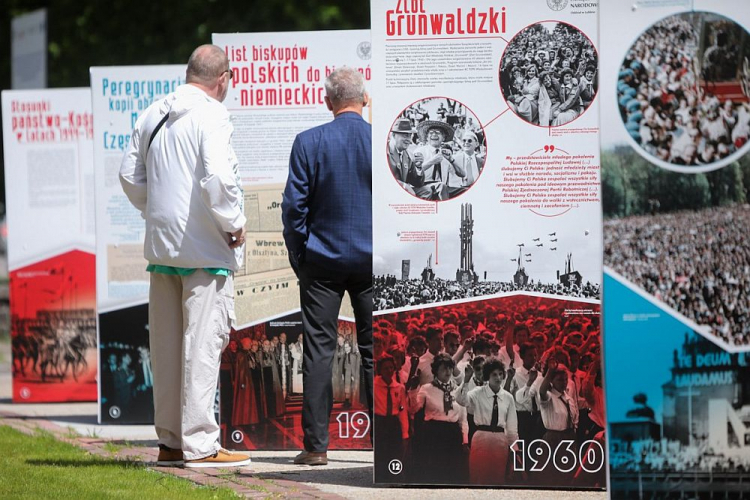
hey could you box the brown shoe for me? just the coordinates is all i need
[184,448,252,468]
[157,445,184,466]
[294,450,328,466]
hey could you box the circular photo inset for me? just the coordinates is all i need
[500,21,598,127]
[618,11,750,172]
[387,97,486,201]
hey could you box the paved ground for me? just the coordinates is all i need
[0,340,607,499]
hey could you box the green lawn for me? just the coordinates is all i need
[0,426,241,499]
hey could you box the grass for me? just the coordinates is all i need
[85,428,101,439]
[0,425,243,499]
[103,441,129,454]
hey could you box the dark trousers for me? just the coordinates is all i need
[517,410,544,442]
[299,261,374,452]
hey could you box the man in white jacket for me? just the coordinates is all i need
[119,44,250,468]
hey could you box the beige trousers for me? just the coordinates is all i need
[149,270,234,460]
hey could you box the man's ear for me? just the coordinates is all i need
[324,95,334,112]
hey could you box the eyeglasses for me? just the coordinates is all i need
[222,69,234,81]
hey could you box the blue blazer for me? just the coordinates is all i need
[281,111,372,273]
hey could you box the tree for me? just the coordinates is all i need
[705,163,747,207]
[0,0,369,209]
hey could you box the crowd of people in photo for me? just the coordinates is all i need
[373,275,601,311]
[617,14,750,166]
[604,205,750,346]
[221,321,366,430]
[611,438,750,474]
[100,341,153,412]
[388,98,486,200]
[500,22,598,127]
[373,295,604,486]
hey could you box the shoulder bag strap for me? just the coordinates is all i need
[147,112,170,152]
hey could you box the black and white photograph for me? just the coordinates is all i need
[373,202,601,312]
[617,11,750,171]
[500,21,598,127]
[387,97,486,201]
[98,303,154,424]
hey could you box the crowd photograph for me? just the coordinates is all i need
[617,12,750,168]
[604,204,750,347]
[499,21,598,127]
[372,294,605,487]
[373,275,600,312]
[388,97,486,201]
[219,320,369,449]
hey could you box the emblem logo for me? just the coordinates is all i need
[547,0,568,11]
[357,41,372,60]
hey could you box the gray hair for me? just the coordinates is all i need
[324,67,365,106]
[186,44,229,84]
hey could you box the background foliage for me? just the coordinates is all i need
[602,146,750,219]
[0,0,370,207]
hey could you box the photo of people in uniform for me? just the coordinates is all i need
[9,252,98,403]
[373,294,605,487]
[617,12,750,169]
[388,97,486,201]
[12,312,97,386]
[220,317,370,450]
[500,21,598,127]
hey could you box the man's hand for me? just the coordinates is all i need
[229,227,246,249]
[547,358,559,372]
[399,181,417,196]
[528,368,539,385]
[413,151,424,168]
[422,155,444,168]
[464,363,474,384]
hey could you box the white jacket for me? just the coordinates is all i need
[119,85,246,270]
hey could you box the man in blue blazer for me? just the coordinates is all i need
[281,67,373,466]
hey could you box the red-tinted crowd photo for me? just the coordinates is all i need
[373,294,605,488]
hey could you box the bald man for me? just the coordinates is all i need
[119,44,250,468]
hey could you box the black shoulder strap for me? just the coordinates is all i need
[147,113,170,151]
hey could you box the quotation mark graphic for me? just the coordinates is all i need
[543,145,556,153]
[109,406,121,419]
[231,430,244,444]
[388,459,403,475]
